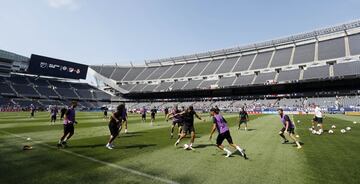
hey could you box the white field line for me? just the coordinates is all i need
[0,130,180,184]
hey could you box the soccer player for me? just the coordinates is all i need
[57,101,78,148]
[29,104,35,118]
[122,107,128,133]
[238,107,249,130]
[60,107,67,120]
[106,104,125,150]
[167,105,183,138]
[164,107,169,118]
[209,108,248,158]
[150,106,157,126]
[174,106,204,150]
[103,106,108,119]
[141,106,147,123]
[312,104,324,134]
[277,108,302,149]
[50,106,58,125]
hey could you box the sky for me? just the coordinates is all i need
[0,0,360,66]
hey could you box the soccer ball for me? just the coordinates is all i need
[183,144,189,149]
[297,120,300,123]
[346,127,351,131]
[328,130,334,134]
[317,124,321,127]
[26,137,31,141]
[353,121,357,124]
[331,125,336,129]
[311,130,317,134]
[309,128,313,131]
[340,129,346,133]
[295,135,300,138]
[316,131,322,135]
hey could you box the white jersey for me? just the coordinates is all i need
[314,107,322,118]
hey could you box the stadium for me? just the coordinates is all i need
[1,2,360,184]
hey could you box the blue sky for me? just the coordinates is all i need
[0,0,359,65]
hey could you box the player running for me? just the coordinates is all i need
[150,106,157,126]
[57,101,78,148]
[277,108,302,149]
[311,104,324,134]
[164,107,169,118]
[238,107,249,131]
[174,106,204,150]
[50,106,58,125]
[209,108,248,158]
[29,104,35,118]
[141,106,147,123]
[106,104,125,150]
[167,105,183,139]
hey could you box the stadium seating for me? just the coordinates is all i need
[216,57,239,74]
[333,61,360,77]
[277,69,301,82]
[250,51,273,70]
[253,72,276,84]
[302,65,330,80]
[122,67,145,81]
[200,59,223,75]
[12,85,40,97]
[270,47,293,67]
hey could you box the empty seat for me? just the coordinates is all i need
[233,75,255,86]
[232,54,255,72]
[218,76,236,87]
[333,61,360,77]
[293,43,315,64]
[254,72,276,84]
[318,37,345,60]
[348,33,360,56]
[122,67,145,81]
[12,85,40,97]
[135,67,158,80]
[198,80,217,89]
[302,65,329,80]
[277,69,301,82]
[187,61,210,77]
[216,57,239,74]
[111,67,130,81]
[147,66,172,80]
[183,80,202,90]
[200,59,223,75]
[160,64,184,79]
[250,51,273,70]
[270,47,293,67]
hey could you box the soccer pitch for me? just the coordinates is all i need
[0,112,359,184]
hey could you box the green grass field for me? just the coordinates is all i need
[0,111,359,184]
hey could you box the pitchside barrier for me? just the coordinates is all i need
[345,112,360,116]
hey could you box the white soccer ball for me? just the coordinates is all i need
[340,129,346,133]
[295,135,300,138]
[346,127,351,131]
[353,121,357,124]
[297,120,300,123]
[312,130,317,134]
[183,144,189,149]
[316,131,322,135]
[331,125,336,129]
[26,137,31,141]
[328,130,334,134]
[317,124,321,127]
[309,128,313,131]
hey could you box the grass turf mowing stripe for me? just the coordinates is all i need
[0,129,180,184]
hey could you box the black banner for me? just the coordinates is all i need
[28,54,88,79]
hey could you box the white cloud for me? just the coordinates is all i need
[47,0,79,10]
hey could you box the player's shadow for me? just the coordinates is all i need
[68,144,106,148]
[121,144,156,149]
[193,143,214,149]
[239,128,256,131]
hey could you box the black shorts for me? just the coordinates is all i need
[151,113,155,119]
[313,117,323,124]
[216,131,233,145]
[142,114,146,119]
[239,120,247,124]
[182,124,195,134]
[280,127,295,134]
[51,115,57,120]
[109,123,121,136]
[64,124,74,135]
[104,111,108,116]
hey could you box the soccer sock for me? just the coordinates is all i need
[175,139,180,144]
[189,143,193,147]
[63,137,68,142]
[224,148,231,153]
[235,146,243,152]
[279,134,287,140]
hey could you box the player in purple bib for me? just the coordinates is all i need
[122,108,128,133]
[209,108,248,159]
[50,106,58,125]
[167,105,183,138]
[57,101,78,148]
[277,108,302,149]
